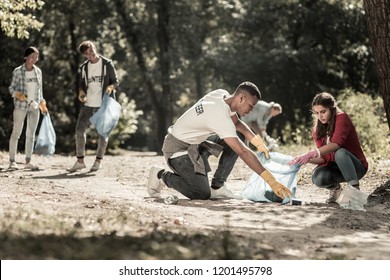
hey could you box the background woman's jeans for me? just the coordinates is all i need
[9,107,39,162]
[312,148,367,188]
[161,135,239,199]
[75,106,108,159]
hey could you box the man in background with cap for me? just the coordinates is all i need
[240,100,282,151]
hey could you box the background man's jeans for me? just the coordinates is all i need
[75,106,108,159]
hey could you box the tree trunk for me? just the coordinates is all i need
[68,19,80,119]
[364,0,390,130]
[157,0,172,141]
[114,0,168,152]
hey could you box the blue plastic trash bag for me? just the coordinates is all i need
[89,93,121,140]
[241,152,301,204]
[34,113,56,156]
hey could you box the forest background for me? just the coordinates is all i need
[0,0,389,157]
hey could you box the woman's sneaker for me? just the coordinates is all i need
[8,162,18,170]
[24,163,39,171]
[326,183,342,203]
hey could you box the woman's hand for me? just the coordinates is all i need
[288,149,320,165]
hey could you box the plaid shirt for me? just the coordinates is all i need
[9,64,43,110]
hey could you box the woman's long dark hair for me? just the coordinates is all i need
[312,92,339,140]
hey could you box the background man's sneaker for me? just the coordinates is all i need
[90,161,100,172]
[147,166,165,198]
[210,184,242,199]
[8,162,18,170]
[267,143,279,151]
[24,163,39,171]
[265,135,279,151]
[66,161,86,172]
[326,183,342,203]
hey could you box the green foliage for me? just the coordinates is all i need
[209,0,376,133]
[284,122,313,146]
[337,89,390,156]
[285,89,389,156]
[0,0,386,153]
[0,0,44,38]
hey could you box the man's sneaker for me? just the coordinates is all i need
[147,166,165,198]
[90,160,100,172]
[210,184,242,199]
[326,183,342,203]
[66,161,86,172]
[8,162,18,170]
[24,163,39,171]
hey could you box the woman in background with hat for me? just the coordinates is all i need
[8,46,48,170]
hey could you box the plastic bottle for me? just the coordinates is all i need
[164,195,179,205]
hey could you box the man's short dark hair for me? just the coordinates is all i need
[78,40,96,54]
[235,81,261,100]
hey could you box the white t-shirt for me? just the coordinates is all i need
[25,70,37,101]
[240,100,271,129]
[171,89,238,144]
[85,58,103,108]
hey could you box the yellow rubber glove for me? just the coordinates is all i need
[15,91,27,102]
[78,90,87,103]
[250,134,270,159]
[105,84,115,94]
[260,169,292,199]
[39,100,48,114]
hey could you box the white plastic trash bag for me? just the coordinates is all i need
[34,113,56,156]
[336,184,369,211]
[89,93,121,140]
[241,152,301,203]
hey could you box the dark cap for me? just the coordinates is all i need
[24,46,39,58]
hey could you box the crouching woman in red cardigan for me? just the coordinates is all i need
[289,92,368,203]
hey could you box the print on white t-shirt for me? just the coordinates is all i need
[171,89,238,144]
[85,58,103,108]
[26,70,37,101]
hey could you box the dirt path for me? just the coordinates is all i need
[0,150,389,260]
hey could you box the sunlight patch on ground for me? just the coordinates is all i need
[318,232,390,259]
[321,231,390,244]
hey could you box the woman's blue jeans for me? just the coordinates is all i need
[312,148,367,189]
[161,135,239,200]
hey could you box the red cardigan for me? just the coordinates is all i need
[313,112,368,170]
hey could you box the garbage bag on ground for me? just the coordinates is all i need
[34,113,56,156]
[336,184,369,211]
[241,152,301,204]
[89,93,121,140]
